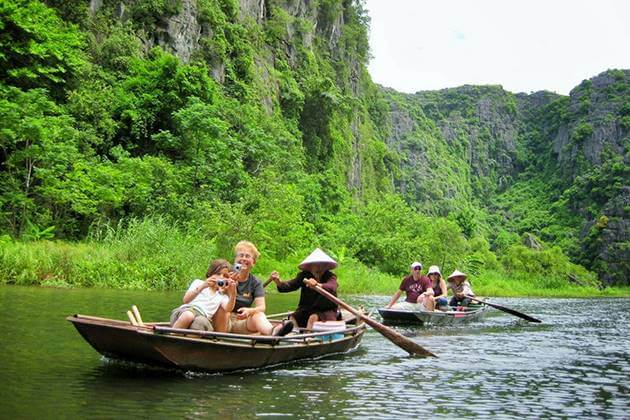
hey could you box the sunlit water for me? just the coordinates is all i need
[0,286,628,418]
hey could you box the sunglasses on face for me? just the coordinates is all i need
[413,267,422,271]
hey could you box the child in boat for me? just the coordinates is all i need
[169,259,236,331]
[447,270,474,307]
[268,248,339,331]
[427,265,448,311]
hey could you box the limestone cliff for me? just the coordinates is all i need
[381,70,629,285]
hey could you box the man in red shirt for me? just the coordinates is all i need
[385,262,432,310]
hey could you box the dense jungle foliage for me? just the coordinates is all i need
[0,0,627,292]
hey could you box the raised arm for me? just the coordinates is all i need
[183,279,209,304]
[272,271,304,293]
[222,280,237,312]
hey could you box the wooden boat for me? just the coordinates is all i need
[67,313,366,373]
[377,304,488,326]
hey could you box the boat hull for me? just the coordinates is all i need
[68,315,365,373]
[377,305,488,326]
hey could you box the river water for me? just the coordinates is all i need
[0,286,628,418]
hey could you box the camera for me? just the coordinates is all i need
[216,279,227,287]
[233,263,242,272]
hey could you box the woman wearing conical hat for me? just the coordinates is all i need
[268,248,339,330]
[447,269,475,308]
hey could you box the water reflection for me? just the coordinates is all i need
[0,286,628,418]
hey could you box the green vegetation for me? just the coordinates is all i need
[1,220,627,297]
[0,1,627,295]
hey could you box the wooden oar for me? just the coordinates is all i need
[131,305,145,326]
[263,278,273,288]
[312,285,436,357]
[467,295,542,323]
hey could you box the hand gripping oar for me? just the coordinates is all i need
[313,285,436,357]
[467,295,542,323]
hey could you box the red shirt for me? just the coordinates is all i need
[399,275,431,303]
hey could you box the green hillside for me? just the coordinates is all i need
[0,0,627,293]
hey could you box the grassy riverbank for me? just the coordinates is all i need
[1,235,628,298]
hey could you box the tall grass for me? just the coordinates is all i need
[1,219,628,297]
[0,218,217,290]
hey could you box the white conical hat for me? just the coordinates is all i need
[447,269,467,280]
[427,265,441,276]
[298,248,337,270]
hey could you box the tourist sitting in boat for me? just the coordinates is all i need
[169,259,237,331]
[447,270,474,307]
[268,248,339,331]
[426,265,449,311]
[215,241,293,336]
[385,261,432,310]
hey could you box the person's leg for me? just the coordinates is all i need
[247,312,273,335]
[306,313,319,330]
[190,315,213,331]
[288,315,299,331]
[212,307,229,332]
[424,295,435,311]
[172,310,195,329]
[417,294,430,310]
[436,297,448,310]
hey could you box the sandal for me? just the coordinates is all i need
[273,320,294,337]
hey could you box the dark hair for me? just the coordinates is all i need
[206,259,231,278]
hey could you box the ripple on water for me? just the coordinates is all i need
[1,288,629,419]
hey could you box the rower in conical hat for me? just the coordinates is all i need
[268,248,339,330]
[447,269,475,308]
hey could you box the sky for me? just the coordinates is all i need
[365,0,630,95]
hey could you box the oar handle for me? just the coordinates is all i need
[263,278,273,288]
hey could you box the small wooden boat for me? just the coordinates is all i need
[67,313,366,373]
[377,304,488,326]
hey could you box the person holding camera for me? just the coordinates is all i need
[169,259,237,331]
[268,248,339,331]
[219,241,293,336]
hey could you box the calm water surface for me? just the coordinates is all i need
[0,286,628,418]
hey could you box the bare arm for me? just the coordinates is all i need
[386,290,402,308]
[183,279,211,304]
[237,296,266,318]
[435,279,448,299]
[222,280,237,312]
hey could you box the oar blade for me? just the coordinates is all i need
[492,304,542,323]
[362,316,436,357]
[469,296,542,323]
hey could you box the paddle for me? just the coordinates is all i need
[312,285,436,357]
[467,295,542,323]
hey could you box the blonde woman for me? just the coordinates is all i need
[220,241,293,336]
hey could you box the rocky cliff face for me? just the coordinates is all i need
[382,70,629,285]
[554,71,628,168]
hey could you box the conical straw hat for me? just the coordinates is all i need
[447,269,467,281]
[298,248,338,271]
